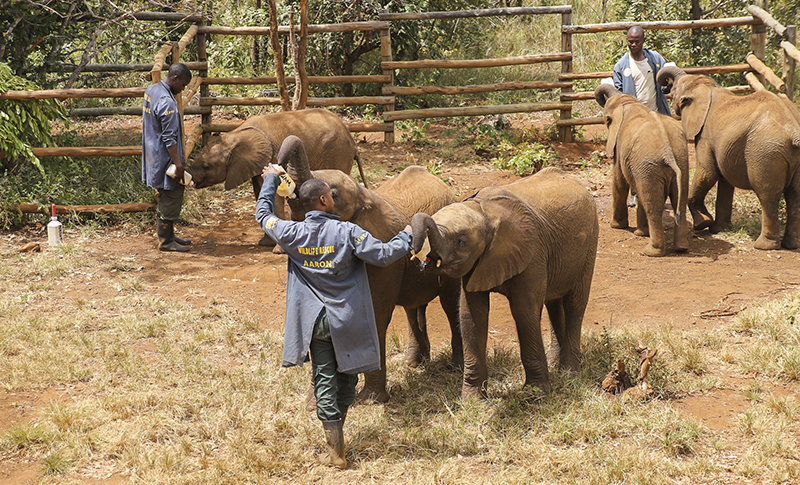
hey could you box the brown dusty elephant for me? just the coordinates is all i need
[278,135,462,403]
[187,109,367,244]
[657,66,800,250]
[410,167,599,398]
[595,83,690,256]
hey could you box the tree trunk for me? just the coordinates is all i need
[267,0,291,111]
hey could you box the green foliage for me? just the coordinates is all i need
[398,119,432,145]
[0,63,68,174]
[491,142,558,176]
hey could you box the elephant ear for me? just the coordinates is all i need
[465,194,539,293]
[224,127,273,190]
[679,84,712,140]
[605,103,627,159]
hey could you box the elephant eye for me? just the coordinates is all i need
[202,163,210,169]
[456,234,469,248]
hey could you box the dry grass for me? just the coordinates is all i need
[1,243,800,484]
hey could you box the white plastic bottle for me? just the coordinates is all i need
[271,164,297,199]
[166,164,194,186]
[47,204,63,247]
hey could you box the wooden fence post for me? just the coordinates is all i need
[750,0,768,86]
[380,22,395,143]
[785,25,796,100]
[559,10,573,142]
[198,11,211,146]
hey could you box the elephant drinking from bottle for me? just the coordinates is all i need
[410,167,599,398]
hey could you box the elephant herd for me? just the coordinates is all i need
[184,67,800,401]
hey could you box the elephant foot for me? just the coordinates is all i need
[259,234,276,247]
[674,226,690,252]
[356,386,390,404]
[781,238,799,250]
[644,242,666,257]
[403,345,429,368]
[461,384,487,401]
[709,223,730,234]
[634,227,649,237]
[611,220,629,229]
[523,378,552,394]
[754,235,781,251]
[449,351,464,371]
[692,214,714,231]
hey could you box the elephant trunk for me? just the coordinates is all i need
[594,83,620,108]
[656,65,686,93]
[410,212,446,263]
[278,135,314,187]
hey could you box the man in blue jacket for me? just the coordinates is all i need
[613,26,671,116]
[256,164,412,469]
[142,63,192,252]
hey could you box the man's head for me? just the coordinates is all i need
[165,63,192,95]
[626,26,645,58]
[299,179,335,213]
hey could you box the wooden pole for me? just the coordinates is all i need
[383,81,570,96]
[267,0,291,111]
[383,53,570,70]
[379,6,571,21]
[558,63,751,81]
[0,88,145,99]
[198,12,211,146]
[559,11,573,142]
[565,17,761,34]
[201,122,393,133]
[291,0,309,110]
[29,147,142,157]
[13,203,156,215]
[745,72,767,91]
[745,52,785,92]
[175,25,199,59]
[198,21,389,35]
[380,23,395,143]
[785,26,797,100]
[69,106,211,116]
[203,75,390,85]
[150,43,174,83]
[750,0,768,86]
[747,5,786,37]
[199,95,395,106]
[132,12,202,23]
[556,116,603,127]
[51,61,207,73]
[382,102,571,122]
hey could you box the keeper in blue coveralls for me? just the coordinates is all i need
[256,164,412,469]
[142,62,192,252]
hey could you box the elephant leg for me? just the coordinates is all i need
[638,186,666,257]
[439,277,464,369]
[357,306,393,404]
[508,285,551,394]
[559,286,590,373]
[403,305,430,368]
[753,192,783,250]
[710,178,734,234]
[460,289,490,400]
[782,186,800,250]
[544,300,564,369]
[670,178,690,252]
[634,199,650,237]
[611,163,630,229]
[688,145,718,231]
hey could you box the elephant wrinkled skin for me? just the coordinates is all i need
[658,66,800,250]
[187,109,365,245]
[279,135,462,403]
[410,167,599,398]
[595,84,690,256]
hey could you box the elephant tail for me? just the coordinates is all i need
[653,112,687,222]
[354,150,369,189]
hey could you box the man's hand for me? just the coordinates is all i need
[263,164,285,178]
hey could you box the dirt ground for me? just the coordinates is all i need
[2,120,800,483]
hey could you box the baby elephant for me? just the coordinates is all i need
[595,83,690,256]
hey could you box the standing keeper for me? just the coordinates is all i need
[142,62,192,252]
[256,164,412,469]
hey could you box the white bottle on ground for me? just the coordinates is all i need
[47,204,62,247]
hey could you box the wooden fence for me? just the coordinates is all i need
[1,4,798,211]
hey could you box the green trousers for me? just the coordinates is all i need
[310,309,358,421]
[156,184,185,221]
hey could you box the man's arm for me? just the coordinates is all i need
[255,171,283,242]
[612,57,625,92]
[157,96,185,179]
[349,224,412,267]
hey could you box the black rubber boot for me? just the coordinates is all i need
[318,419,346,469]
[157,219,190,252]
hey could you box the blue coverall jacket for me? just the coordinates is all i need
[256,174,412,374]
[612,49,672,116]
[142,81,183,190]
